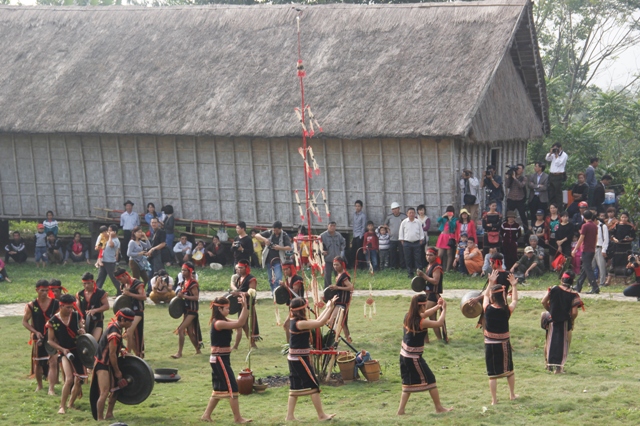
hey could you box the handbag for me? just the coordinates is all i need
[487,231,500,244]
[551,253,566,272]
[463,194,477,205]
[137,256,152,274]
[217,227,229,242]
[447,238,457,249]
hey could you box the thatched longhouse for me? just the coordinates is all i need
[0,1,548,230]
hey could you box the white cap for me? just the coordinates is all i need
[390,202,400,209]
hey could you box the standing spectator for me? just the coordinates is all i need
[144,203,160,237]
[5,231,27,264]
[500,211,521,270]
[585,157,598,206]
[572,201,588,229]
[545,142,568,209]
[376,224,390,270]
[454,209,477,244]
[65,232,90,264]
[611,212,636,270]
[205,235,226,266]
[463,237,483,276]
[0,257,10,282]
[320,221,345,289]
[296,225,310,267]
[594,211,609,288]
[173,233,193,266]
[482,201,502,254]
[120,200,140,263]
[231,222,253,266]
[147,218,168,273]
[545,204,561,258]
[399,207,425,278]
[573,211,599,293]
[416,204,431,268]
[460,169,480,221]
[527,162,549,226]
[251,229,263,268]
[362,221,379,271]
[163,204,176,253]
[255,221,291,293]
[554,212,575,272]
[350,200,367,269]
[567,173,588,218]
[95,224,122,296]
[128,226,151,285]
[592,175,612,213]
[436,206,457,272]
[531,210,549,249]
[505,164,529,233]
[34,225,48,268]
[384,202,407,270]
[43,211,59,237]
[481,165,504,214]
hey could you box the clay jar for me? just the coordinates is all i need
[237,369,254,395]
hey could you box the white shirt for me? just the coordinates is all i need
[173,241,192,254]
[545,151,568,173]
[398,218,425,243]
[596,221,609,252]
[459,177,480,205]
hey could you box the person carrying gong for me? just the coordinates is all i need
[416,248,445,343]
[172,261,203,359]
[327,256,353,343]
[114,268,146,358]
[231,259,260,350]
[280,259,305,342]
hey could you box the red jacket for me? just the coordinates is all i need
[362,231,379,251]
[454,220,477,244]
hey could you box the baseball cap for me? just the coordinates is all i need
[390,202,400,209]
[524,246,534,254]
[536,209,545,215]
[37,224,44,229]
[578,201,588,208]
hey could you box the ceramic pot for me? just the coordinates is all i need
[237,369,254,395]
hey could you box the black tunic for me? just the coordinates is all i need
[47,311,84,375]
[95,320,123,368]
[484,304,513,378]
[286,275,305,305]
[236,274,260,339]
[399,323,436,392]
[335,272,351,306]
[555,222,575,257]
[209,320,237,396]
[288,319,319,394]
[77,288,107,333]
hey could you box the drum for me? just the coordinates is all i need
[168,297,185,319]
[274,285,291,305]
[226,293,241,315]
[323,286,337,303]
[192,251,203,261]
[460,290,483,318]
[411,276,427,293]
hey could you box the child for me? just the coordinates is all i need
[362,221,379,271]
[571,233,582,274]
[296,225,310,267]
[46,232,64,265]
[376,224,390,270]
[43,211,59,237]
[34,224,48,268]
[193,240,207,267]
[251,229,263,268]
[94,225,108,268]
[452,233,468,273]
[0,258,11,282]
[481,247,498,277]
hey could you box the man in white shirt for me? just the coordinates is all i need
[594,211,609,288]
[173,234,193,265]
[459,169,480,221]
[120,200,140,263]
[398,207,425,278]
[545,143,568,210]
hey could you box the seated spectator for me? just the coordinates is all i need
[0,257,11,282]
[43,211,59,237]
[5,231,28,264]
[463,237,483,276]
[528,235,546,269]
[205,235,226,266]
[452,233,469,273]
[46,232,64,265]
[172,234,192,265]
[192,240,207,267]
[35,225,48,267]
[510,246,543,278]
[149,269,175,304]
[65,232,90,264]
[481,247,499,277]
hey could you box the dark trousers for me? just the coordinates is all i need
[507,198,529,231]
[402,241,421,276]
[350,236,366,269]
[5,251,28,264]
[548,174,564,210]
[389,240,405,270]
[528,195,547,226]
[576,251,597,292]
[121,230,132,262]
[324,261,336,289]
[623,282,640,298]
[96,261,122,296]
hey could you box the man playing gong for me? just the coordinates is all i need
[280,259,305,342]
[114,268,146,358]
[231,259,260,350]
[93,308,135,421]
[327,256,353,342]
[172,261,203,359]
[22,279,59,394]
[76,272,109,342]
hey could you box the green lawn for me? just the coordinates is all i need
[1,297,639,425]
[1,260,624,305]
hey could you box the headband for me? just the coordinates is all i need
[561,273,571,280]
[283,262,297,275]
[238,260,251,275]
[490,286,507,297]
[333,259,347,271]
[82,279,97,292]
[60,300,84,318]
[115,310,135,321]
[114,270,130,278]
[182,263,194,273]
[210,301,228,308]
[290,301,308,311]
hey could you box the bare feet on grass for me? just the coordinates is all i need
[171,353,182,359]
[48,389,56,396]
[235,417,252,423]
[510,394,519,401]
[200,416,212,422]
[318,413,336,421]
[57,407,65,414]
[435,406,453,413]
[285,416,299,421]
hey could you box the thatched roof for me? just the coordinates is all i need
[0,1,548,141]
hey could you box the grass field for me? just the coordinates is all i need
[1,260,627,305]
[1,296,640,425]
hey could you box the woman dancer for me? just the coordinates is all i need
[397,293,452,415]
[483,270,519,405]
[286,296,337,422]
[540,271,583,373]
[416,248,445,343]
[201,294,251,423]
[172,261,203,358]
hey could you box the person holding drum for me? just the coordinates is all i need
[201,294,251,423]
[397,293,452,415]
[483,270,519,405]
[279,259,305,342]
[76,272,109,342]
[540,271,583,373]
[231,259,260,350]
[114,268,146,358]
[46,293,86,414]
[327,256,353,343]
[172,261,203,358]
[416,248,445,343]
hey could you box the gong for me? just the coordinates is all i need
[323,286,337,302]
[168,296,185,319]
[154,368,181,383]
[112,294,132,314]
[116,355,155,405]
[44,340,57,356]
[460,290,483,318]
[411,276,427,293]
[274,285,291,305]
[226,293,241,315]
[77,334,99,369]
